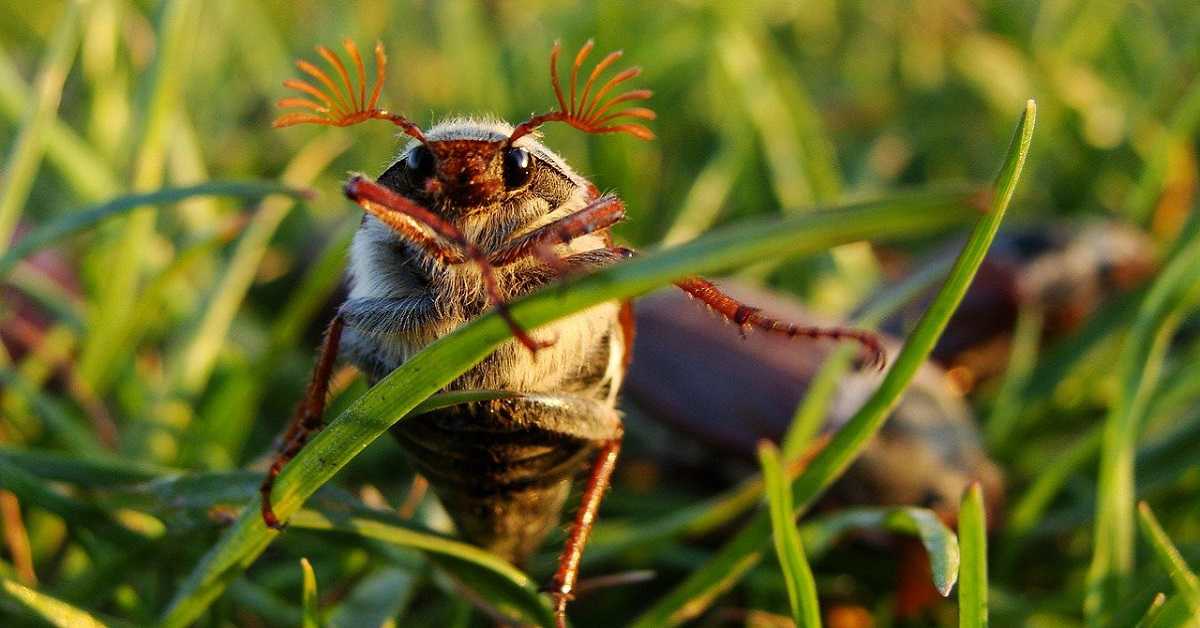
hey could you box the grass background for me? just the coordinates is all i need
[0,1,1198,626]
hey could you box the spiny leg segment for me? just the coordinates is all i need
[673,277,888,370]
[259,315,345,529]
[546,434,623,628]
[343,175,552,352]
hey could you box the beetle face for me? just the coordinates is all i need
[421,139,506,207]
[374,120,585,246]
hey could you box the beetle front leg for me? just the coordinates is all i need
[547,431,623,628]
[259,315,344,529]
[489,195,627,267]
[344,175,551,353]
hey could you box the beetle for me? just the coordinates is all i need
[258,39,885,626]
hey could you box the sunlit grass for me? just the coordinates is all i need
[1,2,1199,627]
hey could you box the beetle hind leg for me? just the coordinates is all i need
[546,433,623,628]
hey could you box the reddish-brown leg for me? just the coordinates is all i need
[547,433,623,628]
[344,176,551,352]
[259,315,344,529]
[674,277,888,370]
[489,195,627,267]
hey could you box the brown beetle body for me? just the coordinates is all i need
[341,119,628,564]
[261,39,885,626]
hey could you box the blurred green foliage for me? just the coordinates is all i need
[0,1,1198,627]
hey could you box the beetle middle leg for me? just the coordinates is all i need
[259,315,344,529]
[673,277,887,369]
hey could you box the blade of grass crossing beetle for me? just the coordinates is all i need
[758,442,822,628]
[958,483,988,628]
[578,252,957,572]
[158,185,985,628]
[1136,502,1200,617]
[781,255,955,459]
[628,100,1034,628]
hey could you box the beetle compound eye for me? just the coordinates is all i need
[405,145,435,183]
[503,147,533,189]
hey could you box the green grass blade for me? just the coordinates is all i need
[1134,593,1167,628]
[326,567,416,628]
[289,510,552,628]
[1006,426,1103,536]
[985,305,1044,451]
[0,445,174,486]
[800,507,959,595]
[1086,219,1200,620]
[78,0,200,393]
[1,577,109,628]
[1137,502,1200,616]
[758,441,821,628]
[0,0,83,253]
[630,99,1034,628]
[0,456,145,545]
[158,185,983,628]
[299,558,320,628]
[1125,73,1200,223]
[579,254,955,571]
[0,44,120,202]
[267,215,358,353]
[0,181,309,279]
[958,482,989,628]
[172,132,348,395]
[782,255,952,459]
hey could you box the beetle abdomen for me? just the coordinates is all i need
[392,402,597,564]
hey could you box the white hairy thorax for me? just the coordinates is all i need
[344,118,626,402]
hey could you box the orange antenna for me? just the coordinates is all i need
[274,40,425,142]
[509,39,655,143]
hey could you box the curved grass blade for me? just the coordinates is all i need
[758,441,821,628]
[799,507,959,596]
[782,255,954,459]
[288,510,552,628]
[0,181,311,279]
[629,99,1035,628]
[1,577,109,628]
[159,184,983,628]
[1086,218,1200,620]
[1137,502,1200,617]
[577,257,952,572]
[0,0,83,253]
[958,482,988,628]
[299,558,320,628]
